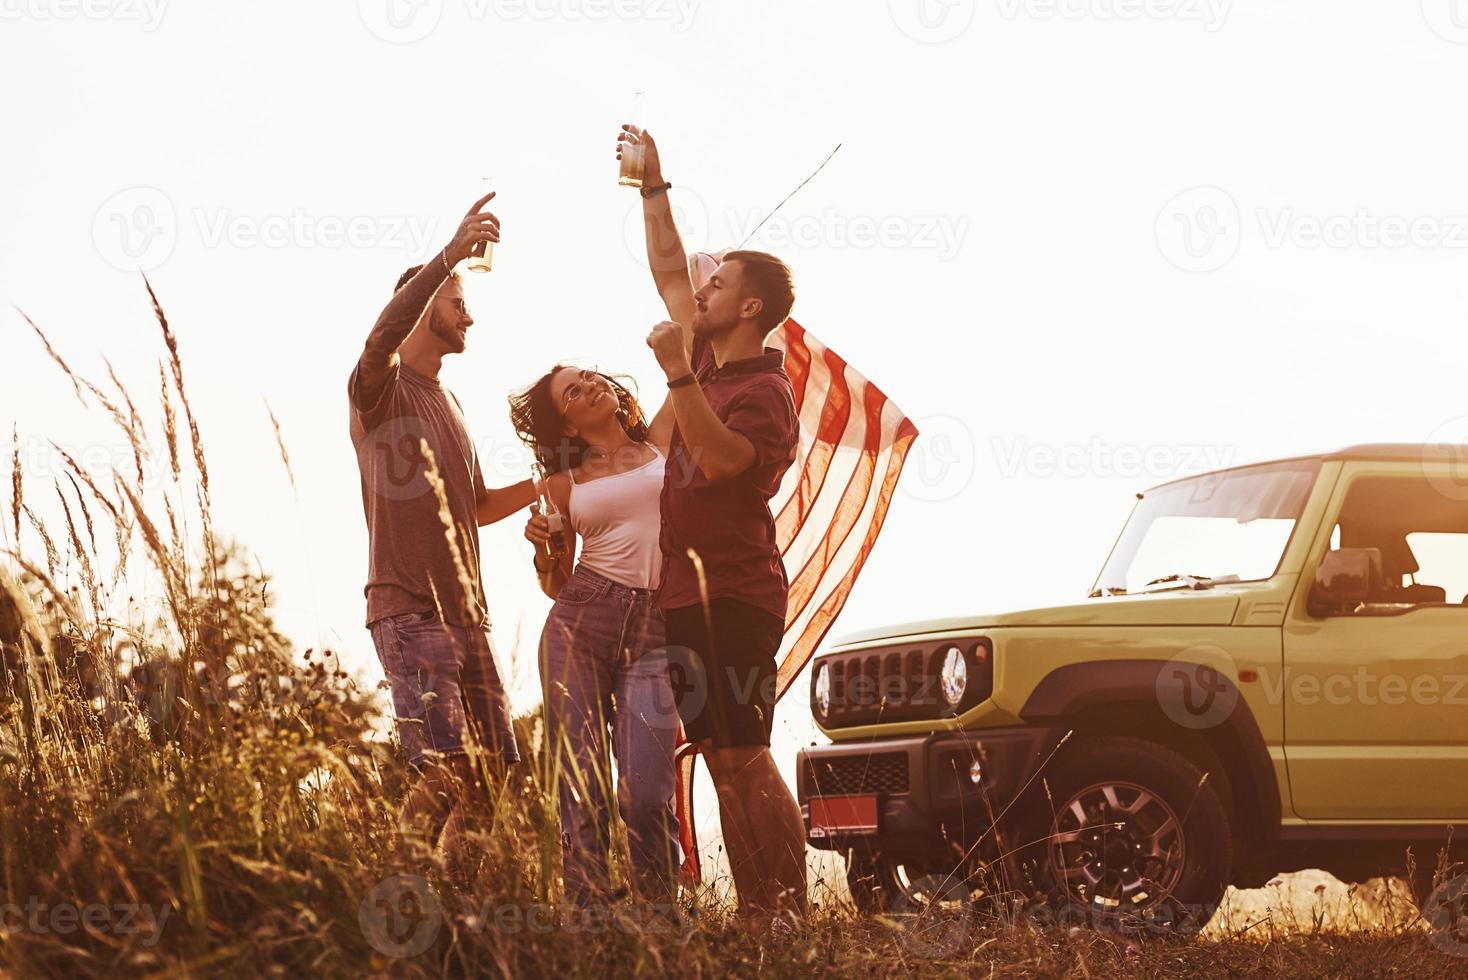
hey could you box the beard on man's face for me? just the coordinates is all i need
[690,305,735,337]
[427,310,468,353]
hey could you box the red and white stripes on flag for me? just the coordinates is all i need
[674,251,920,885]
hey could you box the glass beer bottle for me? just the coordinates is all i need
[467,176,494,272]
[535,467,568,562]
[618,91,646,188]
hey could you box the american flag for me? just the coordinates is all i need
[674,251,920,885]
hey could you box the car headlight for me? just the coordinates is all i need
[939,646,967,706]
[813,661,831,720]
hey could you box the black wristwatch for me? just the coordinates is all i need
[640,181,672,199]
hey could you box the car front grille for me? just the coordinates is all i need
[814,638,993,728]
[819,645,945,726]
[803,751,910,796]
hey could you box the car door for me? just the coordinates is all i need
[1282,462,1468,820]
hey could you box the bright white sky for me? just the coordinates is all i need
[6,0,1468,877]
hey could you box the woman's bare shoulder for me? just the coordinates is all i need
[546,470,575,506]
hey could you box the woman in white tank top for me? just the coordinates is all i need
[508,363,680,902]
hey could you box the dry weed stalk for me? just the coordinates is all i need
[1,285,1461,978]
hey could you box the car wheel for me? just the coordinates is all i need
[846,846,1008,916]
[1018,735,1232,937]
[845,846,915,913]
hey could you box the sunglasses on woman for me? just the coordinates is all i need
[560,369,608,411]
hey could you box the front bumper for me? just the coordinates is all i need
[796,725,1064,856]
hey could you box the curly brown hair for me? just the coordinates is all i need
[508,364,650,475]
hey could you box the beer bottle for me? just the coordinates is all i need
[618,92,646,188]
[535,468,568,562]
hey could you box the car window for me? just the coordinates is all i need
[1404,532,1468,605]
[1127,515,1295,591]
[1328,475,1468,609]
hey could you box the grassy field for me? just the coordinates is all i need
[1,291,1464,977]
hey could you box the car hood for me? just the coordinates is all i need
[830,591,1241,647]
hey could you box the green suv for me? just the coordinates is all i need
[798,445,1468,931]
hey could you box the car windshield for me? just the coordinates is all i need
[1092,460,1321,596]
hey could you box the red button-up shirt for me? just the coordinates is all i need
[657,336,799,621]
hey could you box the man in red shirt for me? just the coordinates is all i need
[620,126,807,916]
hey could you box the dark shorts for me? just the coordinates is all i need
[369,611,521,767]
[663,598,784,748]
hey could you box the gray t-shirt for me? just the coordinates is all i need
[349,360,488,628]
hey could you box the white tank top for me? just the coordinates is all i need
[567,447,666,590]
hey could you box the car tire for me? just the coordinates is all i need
[1015,735,1232,937]
[845,846,1007,917]
[844,846,906,913]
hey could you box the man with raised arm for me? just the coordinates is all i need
[349,191,535,861]
[619,127,808,916]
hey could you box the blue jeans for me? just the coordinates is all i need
[540,567,681,901]
[369,612,520,767]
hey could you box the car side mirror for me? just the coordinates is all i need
[1307,547,1382,616]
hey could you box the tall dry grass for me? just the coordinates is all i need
[1,284,1464,977]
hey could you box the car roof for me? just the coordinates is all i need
[1142,444,1453,494]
